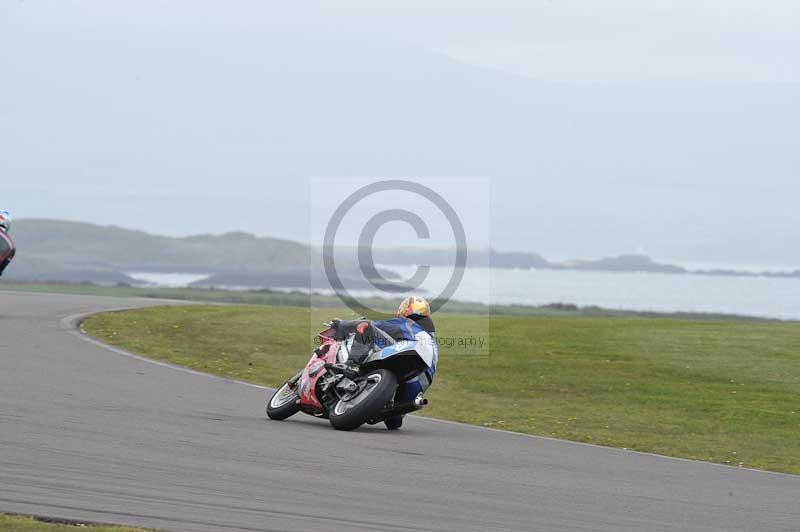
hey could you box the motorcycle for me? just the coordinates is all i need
[0,230,15,278]
[266,320,433,431]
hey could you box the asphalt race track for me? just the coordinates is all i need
[1,291,799,532]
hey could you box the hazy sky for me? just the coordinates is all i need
[3,1,799,266]
[4,0,796,82]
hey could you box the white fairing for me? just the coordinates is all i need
[414,330,437,367]
[382,331,436,368]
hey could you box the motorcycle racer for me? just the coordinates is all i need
[332,295,437,430]
[268,295,438,430]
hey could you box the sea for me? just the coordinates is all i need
[127,265,800,321]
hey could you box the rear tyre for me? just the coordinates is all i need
[329,369,397,431]
[266,381,300,420]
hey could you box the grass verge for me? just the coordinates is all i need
[0,515,152,532]
[83,305,800,474]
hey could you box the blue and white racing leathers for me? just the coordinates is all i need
[371,317,438,403]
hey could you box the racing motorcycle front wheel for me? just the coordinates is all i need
[266,374,301,420]
[329,369,397,431]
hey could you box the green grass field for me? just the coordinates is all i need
[0,515,151,532]
[83,305,800,474]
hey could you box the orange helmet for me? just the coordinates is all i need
[397,296,431,319]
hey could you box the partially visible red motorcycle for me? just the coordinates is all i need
[0,228,15,278]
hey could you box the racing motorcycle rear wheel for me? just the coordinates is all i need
[329,369,397,431]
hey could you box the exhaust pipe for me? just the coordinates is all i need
[379,394,428,419]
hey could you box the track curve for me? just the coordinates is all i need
[1,291,798,532]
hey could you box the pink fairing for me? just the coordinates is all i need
[297,328,339,410]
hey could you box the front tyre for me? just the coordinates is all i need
[266,381,300,420]
[329,369,397,431]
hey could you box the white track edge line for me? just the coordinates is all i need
[61,308,272,392]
